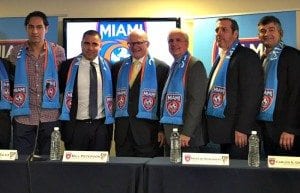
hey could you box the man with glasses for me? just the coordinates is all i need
[160,28,208,154]
[113,29,169,157]
[257,16,300,156]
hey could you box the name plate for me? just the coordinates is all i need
[268,156,300,169]
[0,150,18,160]
[62,151,109,163]
[182,152,229,166]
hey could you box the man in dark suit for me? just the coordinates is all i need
[59,30,114,151]
[206,18,264,159]
[257,15,300,156]
[160,28,208,154]
[113,30,169,157]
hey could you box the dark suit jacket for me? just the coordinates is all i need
[265,46,300,137]
[112,57,169,146]
[207,44,264,144]
[164,56,208,147]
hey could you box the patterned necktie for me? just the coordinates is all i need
[129,60,141,87]
[89,62,98,119]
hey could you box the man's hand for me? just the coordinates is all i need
[279,132,294,151]
[235,131,248,148]
[180,134,191,147]
[158,131,165,147]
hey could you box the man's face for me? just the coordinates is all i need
[26,16,48,44]
[258,22,282,50]
[168,32,188,59]
[81,34,101,61]
[215,20,238,50]
[127,33,149,59]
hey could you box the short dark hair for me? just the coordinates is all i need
[217,17,239,32]
[82,30,101,40]
[24,11,49,27]
[258,15,283,32]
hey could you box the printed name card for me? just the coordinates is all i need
[182,152,229,166]
[268,156,300,169]
[0,150,18,160]
[62,151,109,163]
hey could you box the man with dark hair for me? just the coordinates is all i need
[257,15,300,156]
[160,28,208,154]
[0,58,13,149]
[9,11,65,155]
[60,30,114,151]
[206,17,264,159]
[113,30,169,157]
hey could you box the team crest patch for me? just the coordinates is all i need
[261,89,274,112]
[166,94,182,116]
[1,80,11,102]
[211,86,226,108]
[106,96,114,113]
[13,86,26,107]
[116,89,127,110]
[45,79,57,100]
[142,90,156,111]
[65,92,72,111]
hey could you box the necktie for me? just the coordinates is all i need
[89,62,98,119]
[129,60,141,87]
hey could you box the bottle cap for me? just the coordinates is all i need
[251,130,257,135]
[173,128,178,132]
[54,127,59,131]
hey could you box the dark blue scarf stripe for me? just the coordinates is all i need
[0,60,11,109]
[115,56,158,120]
[11,42,60,117]
[206,41,239,118]
[60,55,114,124]
[257,42,284,121]
[160,52,190,125]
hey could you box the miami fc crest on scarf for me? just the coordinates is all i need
[142,90,156,111]
[116,89,127,110]
[166,93,182,116]
[261,89,273,112]
[13,86,26,107]
[1,80,11,102]
[65,92,72,111]
[45,79,57,101]
[106,96,114,113]
[211,86,226,108]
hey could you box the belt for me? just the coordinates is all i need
[76,118,105,124]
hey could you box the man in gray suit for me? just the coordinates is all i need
[161,28,208,154]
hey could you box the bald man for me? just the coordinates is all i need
[160,28,208,154]
[113,30,169,157]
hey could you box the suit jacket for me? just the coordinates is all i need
[164,56,208,147]
[265,46,300,137]
[207,44,264,144]
[112,57,169,146]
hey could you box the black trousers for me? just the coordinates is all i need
[62,118,112,151]
[13,119,59,155]
[0,110,11,149]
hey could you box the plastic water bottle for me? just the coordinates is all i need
[170,128,181,163]
[50,127,62,160]
[248,130,260,167]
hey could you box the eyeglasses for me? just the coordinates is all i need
[127,41,148,47]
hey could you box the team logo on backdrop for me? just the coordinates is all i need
[45,79,57,100]
[65,92,73,111]
[1,80,11,102]
[116,89,127,110]
[100,40,130,64]
[211,86,226,108]
[106,96,114,113]
[13,86,26,107]
[261,89,274,112]
[166,94,182,116]
[142,90,156,111]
